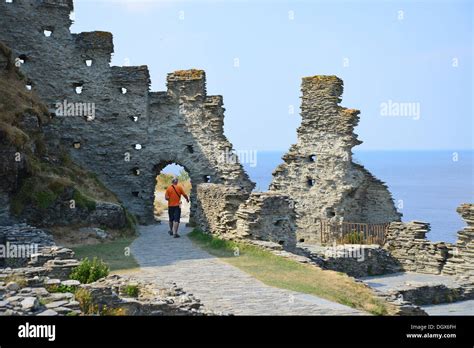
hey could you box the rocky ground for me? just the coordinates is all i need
[0,224,208,316]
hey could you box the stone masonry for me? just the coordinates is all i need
[383,221,453,274]
[269,76,401,243]
[195,183,297,248]
[382,204,474,280]
[0,0,254,224]
[442,204,474,281]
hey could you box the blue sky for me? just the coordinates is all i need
[71,0,473,152]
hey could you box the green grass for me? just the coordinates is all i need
[188,230,394,315]
[71,237,139,272]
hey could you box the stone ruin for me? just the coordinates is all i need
[0,0,473,283]
[0,0,254,225]
[269,76,401,243]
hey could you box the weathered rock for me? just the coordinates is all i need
[6,282,19,291]
[384,221,453,275]
[269,76,401,243]
[443,204,474,281]
[36,309,58,316]
[300,243,402,278]
[20,297,39,310]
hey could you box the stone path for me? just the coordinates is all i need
[360,272,466,292]
[126,223,363,315]
[361,272,474,315]
[422,300,474,316]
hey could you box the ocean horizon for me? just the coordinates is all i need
[241,150,474,243]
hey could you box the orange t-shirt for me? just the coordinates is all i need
[165,184,187,207]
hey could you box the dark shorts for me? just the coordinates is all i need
[168,206,181,223]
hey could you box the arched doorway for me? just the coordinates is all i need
[153,162,193,225]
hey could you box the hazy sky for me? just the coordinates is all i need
[71,0,473,152]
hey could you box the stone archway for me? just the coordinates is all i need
[152,160,202,226]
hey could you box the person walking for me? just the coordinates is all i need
[165,177,189,238]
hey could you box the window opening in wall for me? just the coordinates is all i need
[132,167,140,176]
[307,178,315,187]
[73,83,83,94]
[73,142,81,149]
[5,0,13,4]
[43,29,52,37]
[187,145,194,154]
[132,191,139,197]
[309,154,316,162]
[85,59,93,67]
[17,54,27,64]
[204,175,211,183]
[121,87,128,94]
[134,144,142,150]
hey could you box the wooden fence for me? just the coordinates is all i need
[319,220,390,246]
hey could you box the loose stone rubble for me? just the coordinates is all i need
[0,227,208,316]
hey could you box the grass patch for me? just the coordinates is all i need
[188,230,393,315]
[71,237,139,272]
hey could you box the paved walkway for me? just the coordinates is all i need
[127,223,363,315]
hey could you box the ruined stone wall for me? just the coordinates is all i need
[195,183,296,248]
[195,184,249,238]
[235,192,297,248]
[384,205,474,281]
[0,0,254,223]
[269,76,401,243]
[442,204,474,281]
[383,221,452,275]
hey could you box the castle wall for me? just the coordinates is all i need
[382,205,474,281]
[269,76,401,243]
[0,0,254,223]
[195,183,296,248]
[383,221,453,275]
[442,204,474,281]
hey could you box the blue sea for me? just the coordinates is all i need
[242,150,474,243]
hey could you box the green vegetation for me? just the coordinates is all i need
[3,275,28,288]
[123,284,140,298]
[71,238,139,272]
[188,230,394,315]
[70,257,110,284]
[74,288,94,314]
[46,283,78,294]
[342,231,365,244]
[72,189,96,211]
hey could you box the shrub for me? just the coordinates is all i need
[46,284,78,294]
[74,288,94,314]
[123,284,139,298]
[342,231,365,244]
[70,257,109,284]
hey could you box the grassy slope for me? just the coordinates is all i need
[188,230,396,315]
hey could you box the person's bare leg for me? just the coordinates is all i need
[173,221,180,236]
